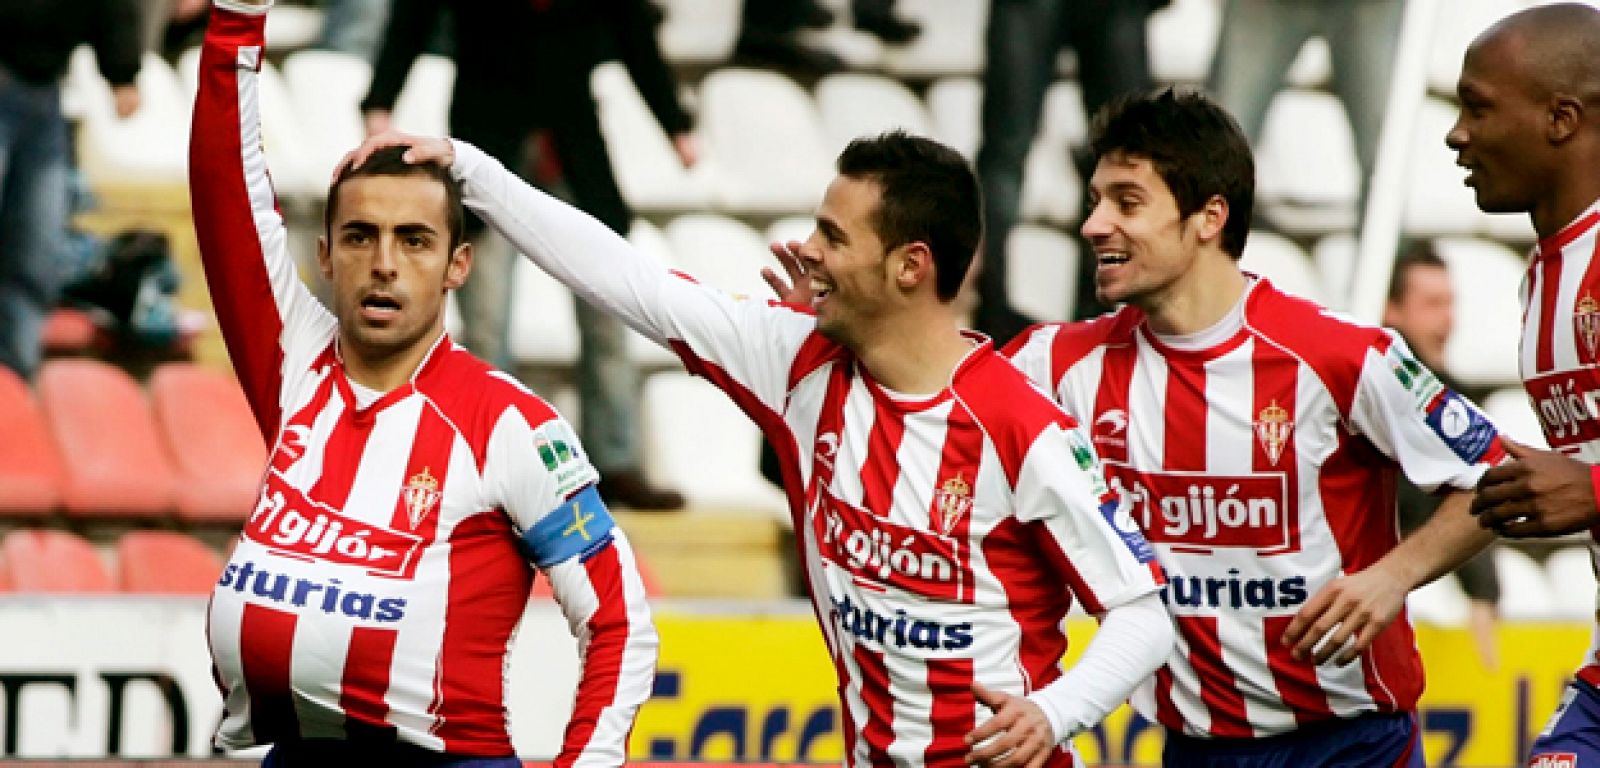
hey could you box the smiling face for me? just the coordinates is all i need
[799,175,901,347]
[318,174,470,366]
[1448,32,1558,214]
[1081,151,1217,309]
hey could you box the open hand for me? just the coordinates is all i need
[1281,567,1408,666]
[1472,439,1600,538]
[760,240,816,306]
[964,683,1057,768]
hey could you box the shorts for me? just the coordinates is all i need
[262,738,522,768]
[1162,711,1424,768]
[1528,682,1600,768]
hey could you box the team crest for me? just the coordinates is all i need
[1254,400,1293,466]
[932,473,973,535]
[1576,292,1600,361]
[402,467,441,528]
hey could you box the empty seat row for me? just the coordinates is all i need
[1410,544,1598,624]
[0,529,222,595]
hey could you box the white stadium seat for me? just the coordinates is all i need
[1408,573,1470,626]
[1146,0,1222,83]
[1425,0,1527,96]
[815,73,934,157]
[592,61,712,212]
[281,49,371,190]
[881,0,986,78]
[698,69,833,213]
[390,54,454,139]
[655,0,742,64]
[1481,387,1548,450]
[1434,237,1525,387]
[507,252,580,367]
[1495,547,1556,620]
[1040,81,1090,149]
[766,215,817,250]
[663,214,784,300]
[1006,225,1078,323]
[1404,98,1496,237]
[1545,546,1599,622]
[178,48,319,198]
[71,50,190,187]
[1310,233,1357,312]
[643,372,788,516]
[625,221,685,367]
[1019,141,1082,226]
[1256,91,1360,234]
[1241,231,1324,303]
[926,76,983,159]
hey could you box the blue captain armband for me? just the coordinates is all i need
[522,485,615,569]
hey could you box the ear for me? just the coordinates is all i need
[444,240,473,291]
[892,241,934,292]
[317,234,333,282]
[1193,194,1229,246]
[1549,94,1583,143]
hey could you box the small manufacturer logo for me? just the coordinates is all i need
[1254,400,1293,466]
[1577,292,1600,360]
[401,467,441,529]
[816,432,840,472]
[932,473,973,535]
[1528,752,1577,768]
[1093,409,1128,448]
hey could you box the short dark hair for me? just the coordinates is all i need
[835,131,982,302]
[1089,88,1254,259]
[1388,240,1448,303]
[324,145,465,250]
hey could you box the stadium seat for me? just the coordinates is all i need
[663,214,786,300]
[0,367,65,516]
[1146,0,1222,83]
[391,54,454,139]
[282,49,372,189]
[1018,140,1082,225]
[1407,571,1469,626]
[1256,91,1360,234]
[1309,233,1357,312]
[881,0,986,77]
[765,215,817,249]
[815,73,934,157]
[1425,0,1525,96]
[1481,387,1548,450]
[262,4,325,53]
[1434,237,1525,387]
[71,50,190,187]
[699,69,833,213]
[1,529,114,593]
[656,0,741,63]
[149,363,268,523]
[1496,547,1556,620]
[116,531,224,595]
[37,359,177,519]
[592,61,713,212]
[40,307,102,356]
[922,76,1080,222]
[1545,545,1598,621]
[1040,81,1089,149]
[507,249,581,367]
[1404,98,1496,237]
[926,76,983,159]
[1241,231,1324,304]
[642,372,787,517]
[178,48,320,198]
[1006,225,1079,323]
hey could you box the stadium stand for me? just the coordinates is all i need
[1433,237,1526,387]
[1240,230,1324,304]
[593,61,714,213]
[1256,91,1361,234]
[70,51,189,189]
[1,529,114,593]
[1495,547,1557,620]
[116,530,224,595]
[148,363,266,524]
[37,359,177,520]
[698,68,833,213]
[662,213,785,299]
[1006,224,1079,322]
[814,72,935,157]
[0,367,65,517]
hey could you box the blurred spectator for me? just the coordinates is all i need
[732,0,920,75]
[0,0,142,379]
[1384,242,1502,669]
[973,0,1163,343]
[317,0,392,59]
[138,0,209,58]
[1208,0,1403,238]
[362,0,693,510]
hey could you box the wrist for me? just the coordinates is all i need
[1024,691,1069,744]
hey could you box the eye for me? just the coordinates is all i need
[1117,196,1141,214]
[341,230,370,246]
[403,234,429,249]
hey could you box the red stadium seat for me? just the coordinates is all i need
[149,363,267,523]
[0,367,65,516]
[116,530,223,594]
[37,359,177,519]
[1,529,113,593]
[40,307,102,356]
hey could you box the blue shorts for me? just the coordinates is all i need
[1529,682,1600,768]
[1162,711,1424,768]
[262,738,522,768]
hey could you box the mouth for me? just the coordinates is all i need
[1096,250,1131,270]
[808,277,833,308]
[359,292,403,323]
[1457,160,1478,187]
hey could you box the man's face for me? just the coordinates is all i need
[1383,264,1455,366]
[1081,152,1205,308]
[318,174,469,362]
[1448,34,1553,214]
[799,175,902,348]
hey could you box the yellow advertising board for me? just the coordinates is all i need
[632,614,1595,767]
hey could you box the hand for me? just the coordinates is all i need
[174,0,209,21]
[1467,600,1500,670]
[1281,566,1408,666]
[671,132,699,168]
[363,109,393,138]
[964,683,1057,768]
[112,84,141,119]
[1472,439,1600,537]
[760,240,816,305]
[336,130,455,183]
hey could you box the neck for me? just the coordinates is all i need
[340,328,442,393]
[851,304,974,395]
[1534,161,1600,241]
[1141,252,1249,336]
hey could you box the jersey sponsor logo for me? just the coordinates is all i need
[829,594,973,653]
[1527,371,1600,448]
[531,421,595,498]
[1093,409,1128,449]
[1253,400,1293,466]
[816,431,840,472]
[1106,463,1296,555]
[1577,292,1600,360]
[274,424,313,466]
[1158,565,1308,610]
[1426,390,1497,463]
[812,491,969,602]
[401,466,441,529]
[246,472,425,579]
[218,558,408,622]
[1528,753,1578,768]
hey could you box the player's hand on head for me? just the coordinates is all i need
[337,132,456,182]
[1472,439,1600,538]
[1281,568,1406,667]
[762,240,815,305]
[965,683,1056,768]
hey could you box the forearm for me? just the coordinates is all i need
[1378,491,1495,590]
[360,0,438,113]
[1027,592,1173,742]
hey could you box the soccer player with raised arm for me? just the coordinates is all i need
[1446,4,1600,763]
[345,128,1176,766]
[190,2,657,764]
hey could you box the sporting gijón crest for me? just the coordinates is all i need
[1253,400,1293,466]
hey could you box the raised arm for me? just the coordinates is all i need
[190,0,335,439]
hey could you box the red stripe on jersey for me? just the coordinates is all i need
[1252,346,1302,555]
[270,374,336,475]
[1319,432,1398,572]
[432,512,531,755]
[788,331,847,392]
[928,406,982,601]
[189,12,284,441]
[1093,343,1137,466]
[861,393,908,518]
[239,603,299,742]
[852,645,897,767]
[1358,606,1423,714]
[306,396,379,510]
[1175,616,1251,738]
[1577,235,1600,368]
[339,626,398,731]
[1152,668,1185,731]
[1163,358,1209,471]
[1261,615,1333,724]
[987,517,1075,686]
[1578,658,1600,688]
[388,404,453,541]
[924,658,975,765]
[1542,209,1600,253]
[557,541,630,767]
[1245,286,1388,416]
[1537,250,1565,374]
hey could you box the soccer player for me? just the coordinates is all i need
[1447,4,1600,763]
[977,90,1500,766]
[189,2,657,764]
[347,128,1176,766]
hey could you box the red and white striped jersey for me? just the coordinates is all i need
[1005,277,1507,739]
[450,143,1166,767]
[1516,199,1600,691]
[191,5,657,762]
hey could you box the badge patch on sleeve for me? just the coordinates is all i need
[522,485,614,568]
[1425,390,1497,463]
[531,420,598,498]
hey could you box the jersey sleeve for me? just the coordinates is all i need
[1016,422,1164,614]
[190,0,336,439]
[1002,324,1060,393]
[482,405,657,767]
[451,140,817,414]
[1349,334,1508,492]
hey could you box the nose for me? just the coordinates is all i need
[799,232,824,266]
[371,235,399,280]
[1445,114,1469,153]
[1080,199,1113,242]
